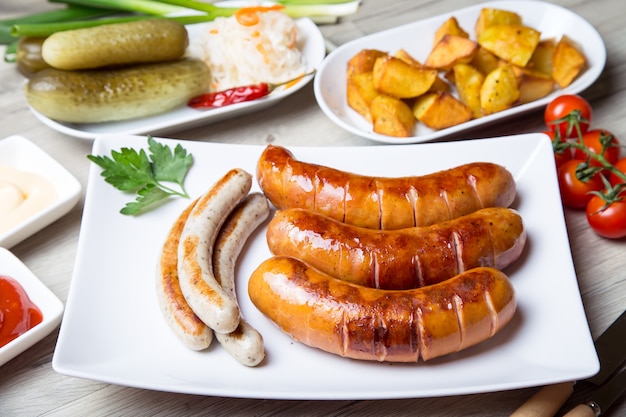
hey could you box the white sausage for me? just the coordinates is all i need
[155,198,213,350]
[213,193,270,366]
[178,168,252,334]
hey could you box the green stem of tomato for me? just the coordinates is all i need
[566,127,626,183]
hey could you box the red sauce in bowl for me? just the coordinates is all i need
[0,275,43,348]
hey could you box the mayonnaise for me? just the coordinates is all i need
[0,165,58,234]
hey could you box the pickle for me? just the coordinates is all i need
[16,37,51,78]
[41,19,189,70]
[25,59,211,123]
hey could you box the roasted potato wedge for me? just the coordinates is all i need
[480,64,520,115]
[552,35,586,88]
[527,38,556,77]
[433,16,469,46]
[412,91,473,129]
[475,8,522,39]
[370,94,415,137]
[478,24,541,67]
[471,46,501,75]
[512,66,554,104]
[393,49,450,92]
[347,71,379,122]
[347,49,388,76]
[425,35,478,70]
[453,63,485,118]
[373,56,437,98]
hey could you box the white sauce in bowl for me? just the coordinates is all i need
[0,165,58,234]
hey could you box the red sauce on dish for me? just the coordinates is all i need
[0,275,43,348]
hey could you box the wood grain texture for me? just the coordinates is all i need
[0,0,624,415]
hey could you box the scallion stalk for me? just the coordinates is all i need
[48,0,189,15]
[0,5,114,44]
[153,0,361,22]
[10,15,218,38]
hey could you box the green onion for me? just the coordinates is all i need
[48,0,188,15]
[6,0,360,41]
[153,0,360,23]
[10,15,217,38]
[0,5,113,44]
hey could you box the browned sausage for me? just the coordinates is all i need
[156,198,213,350]
[248,257,516,362]
[256,145,516,230]
[248,257,517,362]
[266,207,526,289]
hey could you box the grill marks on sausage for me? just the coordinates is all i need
[178,168,252,334]
[257,145,516,231]
[267,208,525,290]
[156,200,213,350]
[249,257,516,362]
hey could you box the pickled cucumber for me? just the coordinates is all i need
[25,59,210,123]
[41,19,189,70]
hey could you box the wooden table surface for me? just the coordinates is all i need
[1,0,624,415]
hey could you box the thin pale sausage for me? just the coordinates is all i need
[178,168,251,334]
[213,193,269,366]
[155,198,213,350]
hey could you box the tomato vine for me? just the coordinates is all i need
[544,95,626,239]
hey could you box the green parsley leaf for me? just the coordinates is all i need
[148,137,193,191]
[120,185,172,216]
[87,136,194,216]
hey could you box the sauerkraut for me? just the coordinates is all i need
[188,10,306,92]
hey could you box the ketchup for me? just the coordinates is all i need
[0,275,43,348]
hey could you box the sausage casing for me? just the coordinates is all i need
[213,193,269,366]
[178,168,252,334]
[266,207,526,289]
[248,257,516,362]
[256,144,516,230]
[156,198,213,350]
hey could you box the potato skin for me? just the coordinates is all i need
[41,19,189,70]
[25,59,210,123]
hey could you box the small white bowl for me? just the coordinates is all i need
[0,135,81,248]
[0,247,64,367]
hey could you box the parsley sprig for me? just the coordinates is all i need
[87,136,193,215]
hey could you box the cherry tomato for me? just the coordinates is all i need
[572,129,621,167]
[543,130,572,169]
[557,159,604,208]
[586,194,626,239]
[544,95,592,138]
[609,158,626,186]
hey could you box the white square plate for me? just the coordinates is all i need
[0,248,64,367]
[52,133,598,399]
[0,135,82,248]
[28,15,325,140]
[314,0,606,144]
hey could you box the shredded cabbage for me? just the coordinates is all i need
[188,11,306,92]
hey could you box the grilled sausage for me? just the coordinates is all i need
[248,257,516,362]
[156,198,213,350]
[178,168,252,334]
[213,193,270,366]
[256,144,516,230]
[266,207,526,289]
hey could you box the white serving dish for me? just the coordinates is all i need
[0,247,64,367]
[0,135,81,248]
[52,133,598,399]
[28,16,325,140]
[314,0,606,144]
